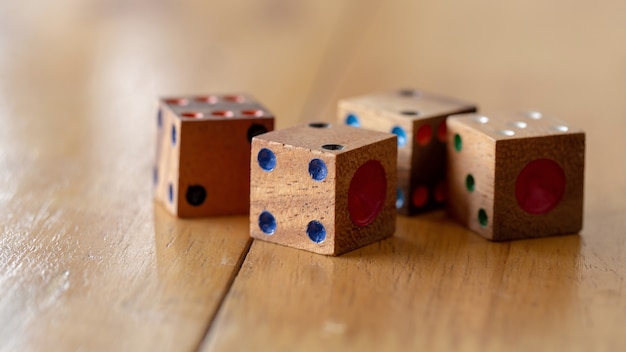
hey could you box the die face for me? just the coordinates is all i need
[447,112,585,241]
[339,89,476,123]
[461,111,584,140]
[494,133,585,240]
[338,89,476,215]
[447,117,497,239]
[250,123,397,255]
[254,122,395,154]
[178,118,274,217]
[154,106,183,215]
[250,138,338,255]
[162,93,273,121]
[162,93,258,107]
[154,94,275,217]
[334,141,397,255]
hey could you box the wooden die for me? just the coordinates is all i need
[250,122,397,255]
[447,111,585,241]
[154,94,274,217]
[338,89,476,215]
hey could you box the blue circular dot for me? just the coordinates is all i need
[171,125,177,146]
[168,183,174,203]
[306,220,326,243]
[391,126,407,147]
[396,188,405,209]
[257,148,276,171]
[157,109,163,128]
[258,211,277,234]
[308,159,328,181]
[345,114,360,127]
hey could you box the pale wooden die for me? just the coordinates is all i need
[446,111,585,241]
[250,122,397,256]
[154,94,274,217]
[338,89,476,215]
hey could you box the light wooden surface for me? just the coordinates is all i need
[1,1,625,351]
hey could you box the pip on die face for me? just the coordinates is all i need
[250,123,397,256]
[338,89,476,215]
[154,94,274,218]
[447,112,585,241]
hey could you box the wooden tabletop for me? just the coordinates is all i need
[1,1,625,351]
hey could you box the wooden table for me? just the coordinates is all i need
[2,1,625,351]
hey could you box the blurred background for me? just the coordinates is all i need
[1,0,625,210]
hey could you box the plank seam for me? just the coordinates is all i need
[194,237,255,352]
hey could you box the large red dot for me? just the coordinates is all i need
[348,160,387,227]
[416,124,433,146]
[515,158,566,215]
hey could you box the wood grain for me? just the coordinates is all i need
[447,112,585,240]
[155,94,274,217]
[0,114,253,352]
[338,89,476,215]
[0,0,354,350]
[1,0,626,351]
[203,210,626,352]
[250,123,397,255]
